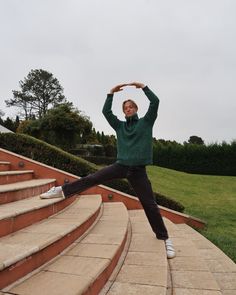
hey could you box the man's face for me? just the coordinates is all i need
[123,101,138,117]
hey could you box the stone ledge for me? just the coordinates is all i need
[0,170,34,175]
[0,178,56,193]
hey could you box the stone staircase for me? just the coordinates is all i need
[0,154,235,295]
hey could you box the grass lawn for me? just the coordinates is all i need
[146,165,236,263]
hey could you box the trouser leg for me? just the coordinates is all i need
[127,166,169,240]
[62,163,127,198]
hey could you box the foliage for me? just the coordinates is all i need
[0,133,184,212]
[153,192,184,212]
[0,132,96,176]
[104,144,117,157]
[187,135,204,145]
[81,156,117,166]
[0,115,20,132]
[70,141,117,159]
[5,69,65,119]
[17,103,93,150]
[153,139,236,176]
[96,131,117,146]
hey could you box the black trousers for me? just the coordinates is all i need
[62,163,168,240]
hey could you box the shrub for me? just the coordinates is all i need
[154,192,184,212]
[0,133,96,176]
[81,156,116,166]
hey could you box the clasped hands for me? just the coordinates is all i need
[110,82,145,94]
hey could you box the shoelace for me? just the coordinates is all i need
[165,239,173,246]
[47,186,56,192]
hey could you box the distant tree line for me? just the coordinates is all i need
[153,138,236,176]
[0,114,20,132]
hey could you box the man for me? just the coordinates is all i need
[40,82,175,259]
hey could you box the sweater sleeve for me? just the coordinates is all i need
[143,86,160,124]
[102,94,121,130]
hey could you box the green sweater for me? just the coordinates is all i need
[102,86,159,166]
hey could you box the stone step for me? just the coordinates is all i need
[104,209,168,295]
[0,162,11,172]
[0,193,76,238]
[0,178,56,205]
[3,202,129,295]
[165,219,230,295]
[0,170,34,185]
[175,223,236,295]
[101,211,236,295]
[0,194,102,289]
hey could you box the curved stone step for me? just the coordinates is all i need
[0,178,56,204]
[175,223,236,295]
[0,162,10,172]
[104,209,168,295]
[164,219,230,295]
[0,170,34,185]
[3,202,129,295]
[0,194,102,289]
[102,211,236,295]
[0,194,76,237]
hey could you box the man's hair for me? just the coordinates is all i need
[122,99,138,111]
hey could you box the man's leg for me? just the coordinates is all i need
[127,166,175,258]
[127,166,168,240]
[62,163,127,198]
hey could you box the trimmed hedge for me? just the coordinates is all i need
[153,141,236,176]
[154,192,184,212]
[0,133,97,176]
[81,155,116,166]
[0,133,184,212]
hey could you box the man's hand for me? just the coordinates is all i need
[109,82,146,94]
[128,82,145,89]
[110,83,128,94]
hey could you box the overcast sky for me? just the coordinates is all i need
[1,0,235,144]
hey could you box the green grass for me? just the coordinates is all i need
[146,165,236,263]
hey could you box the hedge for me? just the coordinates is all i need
[81,155,116,166]
[153,141,236,176]
[0,133,184,212]
[0,133,97,176]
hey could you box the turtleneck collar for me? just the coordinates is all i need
[125,113,139,124]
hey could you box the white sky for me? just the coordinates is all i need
[0,0,236,144]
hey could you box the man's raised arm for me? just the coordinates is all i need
[102,84,127,130]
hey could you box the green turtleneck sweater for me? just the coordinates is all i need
[102,86,159,166]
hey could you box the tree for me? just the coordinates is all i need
[0,115,20,132]
[0,110,4,126]
[188,135,204,145]
[3,117,15,132]
[17,102,94,150]
[14,115,20,131]
[5,69,65,119]
[85,128,99,144]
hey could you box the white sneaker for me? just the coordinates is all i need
[165,239,176,259]
[40,186,64,199]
